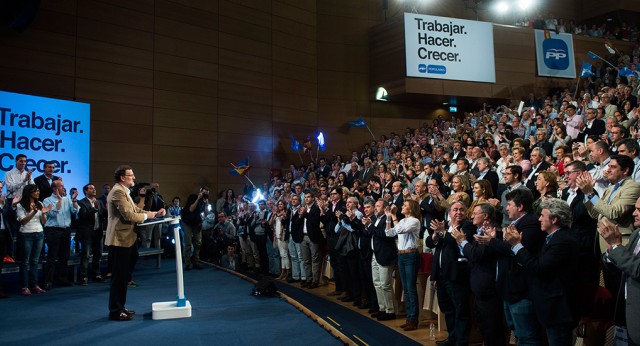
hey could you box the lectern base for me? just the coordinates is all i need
[152,300,192,320]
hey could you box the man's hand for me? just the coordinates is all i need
[576,171,595,196]
[597,218,622,247]
[450,228,466,244]
[504,225,521,246]
[71,189,79,200]
[25,168,34,182]
[42,204,53,213]
[156,208,166,217]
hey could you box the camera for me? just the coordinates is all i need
[202,193,209,200]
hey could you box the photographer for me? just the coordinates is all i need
[181,187,210,270]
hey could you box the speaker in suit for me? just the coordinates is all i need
[604,227,640,345]
[105,166,164,321]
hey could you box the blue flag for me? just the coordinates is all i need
[317,132,326,151]
[348,117,367,128]
[230,158,250,176]
[290,136,302,151]
[619,67,634,77]
[580,62,593,77]
[587,51,599,60]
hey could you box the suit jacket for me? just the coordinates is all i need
[524,161,551,197]
[34,174,60,201]
[360,167,374,183]
[607,229,640,344]
[221,253,239,270]
[363,214,397,266]
[576,119,606,143]
[476,170,499,198]
[514,228,580,328]
[462,228,503,297]
[586,177,640,246]
[318,165,331,178]
[419,195,444,238]
[562,187,600,286]
[390,193,404,220]
[76,197,106,236]
[346,170,361,188]
[296,203,323,243]
[287,207,303,243]
[452,149,466,161]
[321,199,347,240]
[424,220,475,282]
[532,141,554,158]
[490,212,545,303]
[350,215,371,260]
[105,183,147,248]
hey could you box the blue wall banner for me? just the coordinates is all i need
[534,29,576,78]
[0,91,90,195]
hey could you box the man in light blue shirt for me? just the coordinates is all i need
[43,180,79,289]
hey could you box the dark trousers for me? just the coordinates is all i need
[254,234,268,273]
[44,227,71,284]
[338,250,361,299]
[358,254,378,308]
[3,201,17,258]
[436,278,471,345]
[0,228,8,291]
[109,244,136,315]
[78,228,103,280]
[474,292,506,346]
[328,236,344,291]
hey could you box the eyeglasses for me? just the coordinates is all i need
[563,170,578,176]
[472,212,485,216]
[125,174,135,177]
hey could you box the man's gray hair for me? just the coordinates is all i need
[539,198,572,229]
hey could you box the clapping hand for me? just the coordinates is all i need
[597,218,622,247]
[503,224,521,246]
[576,171,595,195]
[450,227,465,244]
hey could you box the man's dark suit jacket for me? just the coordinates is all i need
[424,220,475,283]
[284,208,300,243]
[514,228,580,328]
[296,204,323,244]
[489,212,545,303]
[321,199,347,240]
[34,174,60,201]
[532,140,554,158]
[346,170,361,188]
[462,229,503,297]
[476,170,499,198]
[562,187,600,287]
[419,195,444,238]
[576,119,606,143]
[318,165,331,178]
[76,197,106,235]
[367,214,397,267]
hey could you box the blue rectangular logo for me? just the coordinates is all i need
[427,65,446,74]
[543,39,569,70]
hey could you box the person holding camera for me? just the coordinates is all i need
[181,187,210,270]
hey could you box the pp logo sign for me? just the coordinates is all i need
[543,38,569,70]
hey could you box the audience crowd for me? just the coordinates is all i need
[2,37,640,345]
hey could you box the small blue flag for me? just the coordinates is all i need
[619,67,634,77]
[290,136,302,151]
[230,158,250,176]
[580,62,593,77]
[348,117,367,128]
[587,51,598,60]
[317,132,326,151]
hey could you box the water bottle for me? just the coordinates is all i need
[429,322,436,340]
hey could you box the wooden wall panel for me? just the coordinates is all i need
[84,100,153,125]
[218,115,273,136]
[76,58,154,88]
[153,127,218,148]
[76,38,153,69]
[153,89,218,114]
[77,0,154,31]
[76,78,153,106]
[154,17,219,47]
[154,71,218,96]
[153,107,217,131]
[155,53,219,80]
[0,46,75,76]
[154,35,219,62]
[91,121,152,144]
[153,146,218,165]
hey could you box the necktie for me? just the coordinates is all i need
[633,239,640,256]
[607,182,621,203]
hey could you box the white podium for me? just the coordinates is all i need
[144,217,192,320]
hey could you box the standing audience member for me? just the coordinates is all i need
[385,200,421,331]
[76,183,106,285]
[16,185,51,296]
[33,161,60,201]
[43,180,78,290]
[297,192,323,289]
[181,187,209,270]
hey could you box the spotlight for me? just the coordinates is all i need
[495,1,509,13]
[517,0,534,11]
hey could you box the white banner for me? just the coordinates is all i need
[534,29,576,78]
[404,13,496,83]
[0,91,90,195]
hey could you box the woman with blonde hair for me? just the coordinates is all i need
[533,171,559,215]
[467,179,493,218]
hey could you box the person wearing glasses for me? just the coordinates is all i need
[105,165,165,321]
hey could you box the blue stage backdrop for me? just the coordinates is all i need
[0,90,90,194]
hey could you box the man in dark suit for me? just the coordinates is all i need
[453,203,504,346]
[475,157,499,197]
[321,188,347,296]
[105,165,165,321]
[76,183,106,285]
[424,201,475,346]
[505,198,580,345]
[360,158,375,184]
[33,161,60,201]
[561,160,600,291]
[297,191,323,288]
[363,199,397,320]
[451,140,466,161]
[345,162,361,189]
[524,147,551,199]
[386,181,404,221]
[317,157,331,178]
[488,188,545,345]
[599,196,640,346]
[530,128,554,160]
[286,195,306,283]
[350,198,378,312]
[576,108,606,143]
[421,179,445,238]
